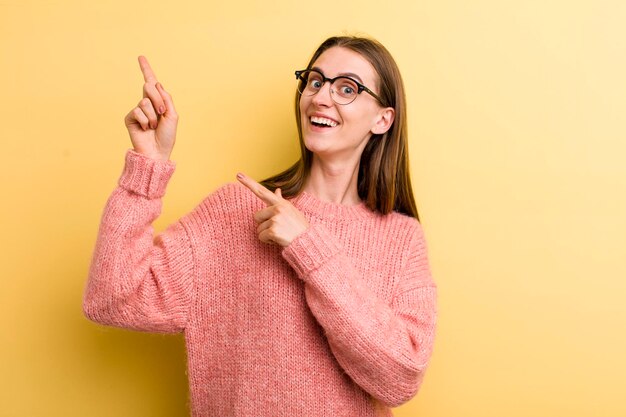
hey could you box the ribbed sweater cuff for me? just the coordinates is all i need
[118,149,176,199]
[281,223,342,279]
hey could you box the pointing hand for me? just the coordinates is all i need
[123,56,178,161]
[236,173,310,247]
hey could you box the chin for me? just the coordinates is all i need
[303,135,333,156]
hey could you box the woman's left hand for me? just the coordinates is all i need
[237,173,310,247]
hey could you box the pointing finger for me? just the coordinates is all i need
[236,173,281,206]
[138,55,158,83]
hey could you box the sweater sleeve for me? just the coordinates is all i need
[281,220,437,408]
[82,150,195,334]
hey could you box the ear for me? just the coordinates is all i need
[371,107,395,135]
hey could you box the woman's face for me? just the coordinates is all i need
[299,46,393,162]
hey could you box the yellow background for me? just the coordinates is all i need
[1,0,625,416]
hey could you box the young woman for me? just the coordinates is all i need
[83,36,437,417]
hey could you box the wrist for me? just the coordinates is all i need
[120,149,176,199]
[132,148,171,162]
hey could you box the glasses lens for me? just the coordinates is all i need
[296,70,361,105]
[298,70,324,96]
[332,77,359,105]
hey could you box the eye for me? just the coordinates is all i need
[310,79,323,89]
[340,85,355,95]
[336,79,358,98]
[307,73,324,90]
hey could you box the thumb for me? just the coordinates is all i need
[275,188,282,199]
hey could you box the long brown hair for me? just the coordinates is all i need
[261,36,419,220]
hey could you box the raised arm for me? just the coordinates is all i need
[82,57,194,333]
[82,150,196,333]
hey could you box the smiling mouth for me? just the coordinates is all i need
[310,116,338,128]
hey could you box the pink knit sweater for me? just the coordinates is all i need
[83,149,437,417]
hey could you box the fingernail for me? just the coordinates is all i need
[236,173,243,179]
[159,106,165,114]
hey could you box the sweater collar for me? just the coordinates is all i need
[290,191,377,221]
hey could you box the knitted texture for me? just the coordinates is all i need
[83,149,438,417]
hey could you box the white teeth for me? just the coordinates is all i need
[310,116,338,127]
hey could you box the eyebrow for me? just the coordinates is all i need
[311,66,364,84]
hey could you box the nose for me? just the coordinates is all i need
[311,81,334,107]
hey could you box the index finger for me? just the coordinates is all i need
[138,55,158,83]
[236,173,281,206]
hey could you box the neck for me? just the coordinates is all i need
[302,154,362,205]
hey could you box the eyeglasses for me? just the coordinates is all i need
[295,69,383,105]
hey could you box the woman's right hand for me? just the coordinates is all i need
[124,56,178,161]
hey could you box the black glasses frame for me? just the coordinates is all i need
[295,69,384,105]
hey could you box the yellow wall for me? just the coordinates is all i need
[1,0,625,416]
